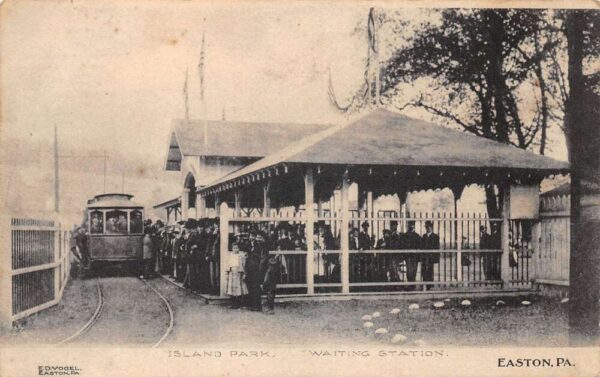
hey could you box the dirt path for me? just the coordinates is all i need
[68,277,170,347]
[0,277,98,346]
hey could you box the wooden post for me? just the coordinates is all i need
[219,202,230,297]
[198,196,207,218]
[340,171,350,294]
[305,168,315,295]
[214,194,221,218]
[454,197,463,284]
[181,188,189,220]
[367,190,374,231]
[501,188,512,287]
[234,191,242,218]
[0,213,12,328]
[263,181,271,217]
[531,220,541,283]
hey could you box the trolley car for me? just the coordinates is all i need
[86,193,144,271]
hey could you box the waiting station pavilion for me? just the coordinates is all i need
[160,109,569,297]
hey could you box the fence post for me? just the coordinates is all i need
[181,188,189,221]
[219,202,230,297]
[531,220,541,284]
[501,188,512,288]
[340,171,350,294]
[0,213,12,328]
[456,235,463,285]
[304,168,315,295]
[198,196,207,218]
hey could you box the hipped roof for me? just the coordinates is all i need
[200,109,569,192]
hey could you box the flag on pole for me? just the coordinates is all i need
[183,68,190,122]
[198,29,208,145]
[198,31,205,102]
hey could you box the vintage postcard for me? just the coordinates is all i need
[0,1,599,376]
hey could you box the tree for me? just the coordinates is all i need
[563,9,600,346]
[331,9,566,218]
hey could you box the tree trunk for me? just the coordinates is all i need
[534,36,549,155]
[565,10,600,346]
[488,10,510,144]
[485,184,503,220]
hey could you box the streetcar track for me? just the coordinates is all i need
[140,278,174,348]
[56,276,173,347]
[56,278,104,345]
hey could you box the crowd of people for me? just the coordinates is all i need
[149,218,221,295]
[70,216,502,309]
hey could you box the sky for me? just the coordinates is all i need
[0,1,569,223]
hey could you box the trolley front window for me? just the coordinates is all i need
[90,210,104,234]
[130,210,143,234]
[106,210,128,234]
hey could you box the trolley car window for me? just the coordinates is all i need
[106,210,128,234]
[90,211,104,234]
[130,210,143,234]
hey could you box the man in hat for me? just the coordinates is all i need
[358,221,374,281]
[386,221,403,285]
[480,224,501,280]
[375,228,393,282]
[208,223,220,295]
[244,229,264,311]
[142,220,155,278]
[71,226,90,271]
[185,219,204,291]
[421,220,440,289]
[261,253,284,315]
[199,220,214,293]
[402,221,422,289]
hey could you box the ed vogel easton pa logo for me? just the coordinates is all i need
[38,366,82,375]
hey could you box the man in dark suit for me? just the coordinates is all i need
[357,221,374,281]
[245,229,264,311]
[402,221,421,289]
[480,224,501,280]
[261,254,283,315]
[421,220,440,289]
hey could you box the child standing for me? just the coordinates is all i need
[226,243,248,309]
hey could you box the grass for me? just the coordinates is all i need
[273,295,569,347]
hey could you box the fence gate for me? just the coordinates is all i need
[534,195,570,287]
[0,214,71,327]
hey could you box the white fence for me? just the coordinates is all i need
[217,205,535,297]
[534,195,570,287]
[0,214,71,327]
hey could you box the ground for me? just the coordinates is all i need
[0,273,571,347]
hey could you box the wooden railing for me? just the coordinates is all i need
[217,208,532,296]
[0,214,71,327]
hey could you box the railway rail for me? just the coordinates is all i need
[56,277,173,347]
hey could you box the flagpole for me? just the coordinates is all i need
[199,28,208,146]
[184,68,190,123]
[54,125,60,213]
[374,8,380,107]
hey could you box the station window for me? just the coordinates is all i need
[90,210,104,234]
[106,210,128,234]
[130,210,143,234]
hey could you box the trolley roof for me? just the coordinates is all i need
[87,193,144,209]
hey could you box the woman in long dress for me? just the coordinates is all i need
[226,243,248,309]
